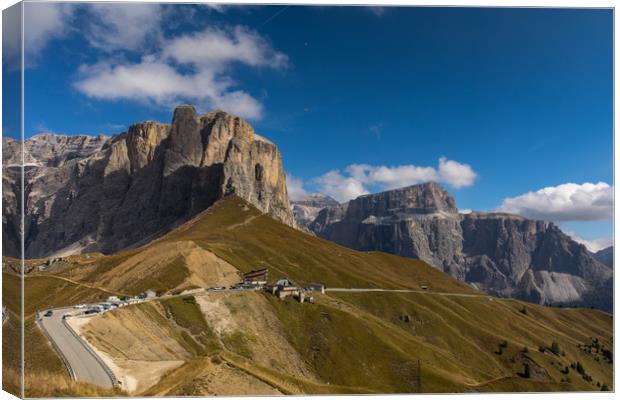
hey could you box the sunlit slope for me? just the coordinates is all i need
[2,272,124,397]
[51,195,478,296]
[80,289,612,395]
[321,292,612,392]
[157,196,479,293]
[12,196,613,394]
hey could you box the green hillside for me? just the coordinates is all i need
[10,196,614,395]
[158,196,479,294]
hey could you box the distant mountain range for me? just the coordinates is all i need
[2,106,612,310]
[291,193,340,228]
[292,182,613,310]
[2,105,295,258]
[8,195,612,395]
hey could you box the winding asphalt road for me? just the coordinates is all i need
[38,307,115,388]
[37,285,485,390]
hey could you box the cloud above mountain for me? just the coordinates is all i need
[18,2,286,119]
[82,3,164,52]
[286,175,308,201]
[497,182,613,222]
[75,20,286,119]
[21,2,74,63]
[314,170,370,202]
[311,157,477,202]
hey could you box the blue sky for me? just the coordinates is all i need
[3,4,613,249]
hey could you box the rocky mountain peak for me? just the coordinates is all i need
[3,106,295,258]
[292,193,340,208]
[345,182,458,223]
[301,182,612,310]
[3,133,109,167]
[291,193,341,228]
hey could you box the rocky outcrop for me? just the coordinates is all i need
[592,246,613,268]
[3,106,295,258]
[307,182,613,310]
[291,193,340,228]
[2,139,21,257]
[3,133,108,167]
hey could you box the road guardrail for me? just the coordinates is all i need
[36,314,76,381]
[61,316,120,388]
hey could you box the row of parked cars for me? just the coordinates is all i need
[76,294,150,316]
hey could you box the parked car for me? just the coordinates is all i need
[74,304,87,309]
[44,310,53,317]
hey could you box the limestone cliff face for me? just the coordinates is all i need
[291,193,340,228]
[307,182,613,310]
[3,105,294,258]
[2,139,21,257]
[3,133,108,168]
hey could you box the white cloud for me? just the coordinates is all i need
[74,26,287,119]
[311,157,475,202]
[10,3,158,65]
[75,58,198,102]
[23,2,74,61]
[497,182,613,222]
[459,208,473,214]
[11,3,285,118]
[566,232,613,253]
[203,4,227,13]
[314,170,369,202]
[84,3,163,52]
[163,26,287,68]
[345,163,438,189]
[2,4,21,67]
[437,157,478,188]
[286,175,307,201]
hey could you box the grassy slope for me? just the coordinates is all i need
[160,296,221,355]
[2,272,116,397]
[2,272,112,317]
[326,292,612,392]
[2,311,21,397]
[13,196,614,394]
[161,197,612,393]
[51,195,476,296]
[161,197,478,294]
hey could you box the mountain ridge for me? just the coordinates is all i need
[2,106,295,258]
[297,182,612,310]
[5,195,612,396]
[592,246,613,268]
